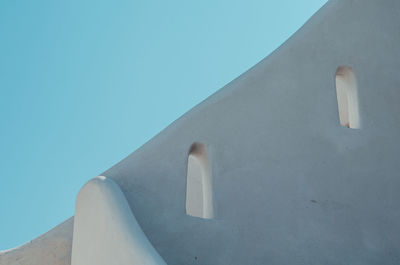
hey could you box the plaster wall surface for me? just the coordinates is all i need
[0,218,73,265]
[2,0,400,264]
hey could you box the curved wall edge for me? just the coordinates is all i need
[71,176,167,265]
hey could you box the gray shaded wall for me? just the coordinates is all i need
[0,218,73,265]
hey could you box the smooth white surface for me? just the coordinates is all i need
[71,176,166,265]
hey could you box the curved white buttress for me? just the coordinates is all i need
[71,176,167,265]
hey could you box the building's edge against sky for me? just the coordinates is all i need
[0,0,328,249]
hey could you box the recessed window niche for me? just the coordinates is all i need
[185,142,214,219]
[335,66,360,129]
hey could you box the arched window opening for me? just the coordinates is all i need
[335,66,360,129]
[185,143,214,219]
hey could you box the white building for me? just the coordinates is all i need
[1,0,400,264]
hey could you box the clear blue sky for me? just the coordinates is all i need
[0,0,327,249]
